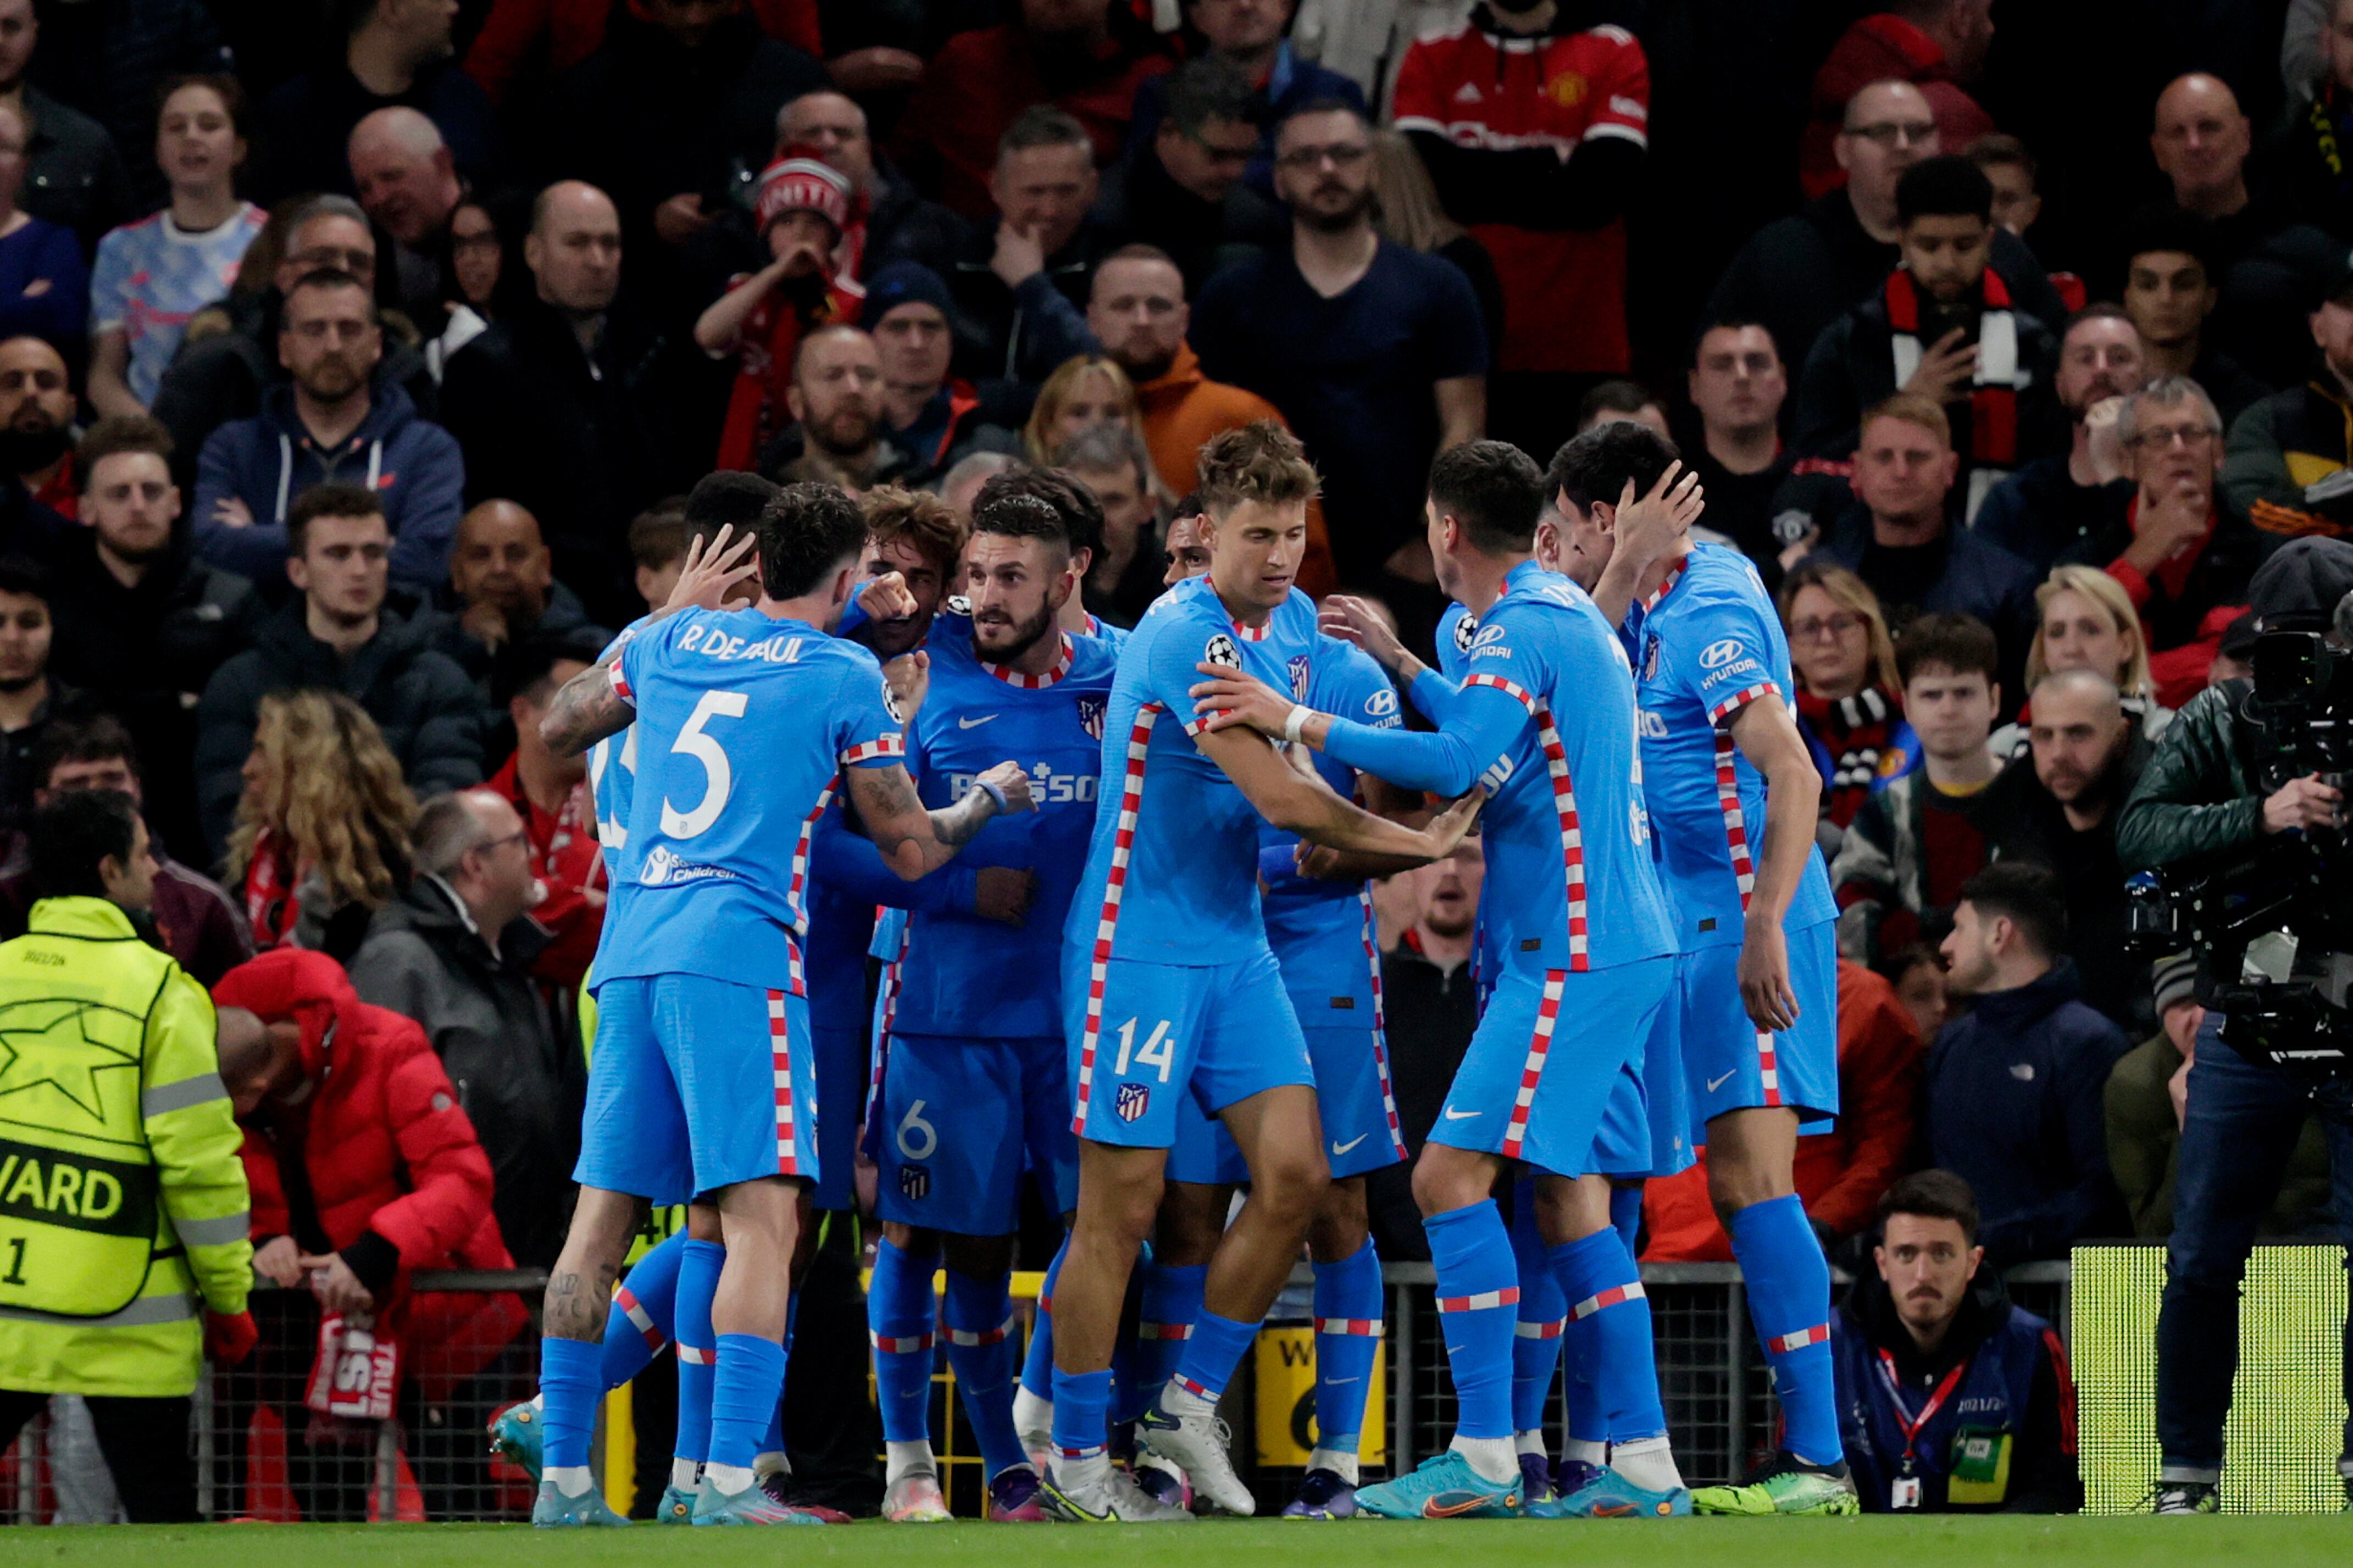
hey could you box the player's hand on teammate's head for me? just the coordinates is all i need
[976,760,1037,814]
[883,649,930,724]
[1190,665,1292,737]
[664,522,763,614]
[1612,461,1705,575]
[1318,594,1406,672]
[859,571,919,623]
[974,865,1037,926]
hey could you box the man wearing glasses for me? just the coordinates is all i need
[1707,80,2066,398]
[2062,376,2254,656]
[1190,101,1485,623]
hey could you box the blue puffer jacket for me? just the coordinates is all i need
[191,376,465,599]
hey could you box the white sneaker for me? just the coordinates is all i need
[1136,1399,1255,1516]
[883,1470,952,1523]
[1039,1462,1196,1523]
[1012,1386,1053,1473]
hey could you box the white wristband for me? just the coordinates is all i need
[1283,704,1313,745]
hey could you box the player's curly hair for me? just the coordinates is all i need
[861,485,969,581]
[225,690,417,912]
[1195,420,1319,516]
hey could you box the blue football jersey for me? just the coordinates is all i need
[1623,543,1836,949]
[584,618,650,883]
[597,607,903,990]
[1321,561,1674,977]
[896,621,1118,1038]
[1066,572,1319,967]
[1261,637,1401,1019]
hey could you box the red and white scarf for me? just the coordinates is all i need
[1885,266,2024,521]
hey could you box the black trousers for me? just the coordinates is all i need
[0,1389,197,1522]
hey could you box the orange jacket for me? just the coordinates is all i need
[1642,960,1923,1260]
[1136,342,1334,596]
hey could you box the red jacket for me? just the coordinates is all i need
[486,753,604,990]
[890,21,1173,219]
[1642,961,1923,1259]
[1799,14,1993,199]
[466,0,822,105]
[216,949,526,1394]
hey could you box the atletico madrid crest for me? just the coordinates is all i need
[1077,694,1107,740]
[1115,1082,1150,1123]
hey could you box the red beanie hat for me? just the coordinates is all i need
[754,154,850,236]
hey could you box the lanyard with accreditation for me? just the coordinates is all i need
[1873,1348,1971,1511]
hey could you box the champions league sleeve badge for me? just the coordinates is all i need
[1204,632,1242,669]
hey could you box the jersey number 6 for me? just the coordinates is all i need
[662,690,748,839]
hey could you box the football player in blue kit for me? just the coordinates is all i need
[862,471,1118,1525]
[526,486,1035,1527]
[1148,523,1417,1521]
[1550,422,1856,1516]
[1041,424,1479,1524]
[1193,442,1686,1520]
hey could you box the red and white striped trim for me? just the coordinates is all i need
[1462,671,1536,711]
[1571,1282,1646,1320]
[1135,1320,1193,1342]
[784,786,834,947]
[607,660,634,703]
[1357,888,1406,1160]
[615,1286,664,1351]
[1500,970,1567,1160]
[946,1316,1015,1348]
[870,1330,935,1355]
[1641,555,1690,614]
[1767,1323,1830,1354]
[1514,1318,1567,1341]
[865,927,907,1131]
[1183,710,1224,737]
[1055,1441,1107,1460]
[980,635,1074,688]
[1530,707,1588,970]
[1313,1316,1385,1338]
[676,1342,714,1366]
[1074,705,1158,1135]
[1755,1024,1783,1107]
[768,987,800,1175]
[1436,1287,1521,1314]
[1710,726,1784,1108]
[840,734,906,766]
[1173,1374,1216,1400]
[1233,618,1272,642]
[1708,681,1779,727]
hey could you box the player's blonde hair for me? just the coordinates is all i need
[226,690,418,911]
[1195,420,1320,516]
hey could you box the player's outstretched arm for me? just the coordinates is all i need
[539,525,762,756]
[1726,688,1823,1033]
[1191,664,1524,800]
[1193,723,1479,860]
[846,760,1035,880]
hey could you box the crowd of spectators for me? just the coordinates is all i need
[2,0,2352,1520]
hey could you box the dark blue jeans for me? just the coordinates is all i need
[2155,1012,2353,1480]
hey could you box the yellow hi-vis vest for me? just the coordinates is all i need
[0,898,252,1397]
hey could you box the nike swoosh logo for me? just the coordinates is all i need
[1423,1492,1505,1517]
[958,714,999,729]
[1705,1070,1737,1093]
[1442,1107,1481,1120]
[1331,1135,1368,1155]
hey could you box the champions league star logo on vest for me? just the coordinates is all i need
[1204,633,1241,670]
[1289,654,1312,700]
[1453,613,1480,654]
[1077,694,1107,740]
[1115,1082,1150,1123]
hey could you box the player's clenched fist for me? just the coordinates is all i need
[976,760,1037,813]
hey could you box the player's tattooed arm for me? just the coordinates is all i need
[846,761,1035,878]
[540,663,632,757]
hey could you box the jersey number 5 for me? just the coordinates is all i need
[662,690,747,839]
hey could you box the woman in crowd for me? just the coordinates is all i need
[1778,560,1912,832]
[1991,564,2175,755]
[87,75,267,419]
[0,99,88,355]
[425,194,515,379]
[1021,354,1147,468]
[226,691,418,964]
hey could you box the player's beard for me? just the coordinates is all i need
[972,597,1056,665]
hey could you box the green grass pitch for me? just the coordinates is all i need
[19,1517,2353,1567]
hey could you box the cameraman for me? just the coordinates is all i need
[2115,537,2353,1514]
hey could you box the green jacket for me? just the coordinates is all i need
[0,897,251,1397]
[2115,681,2264,876]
